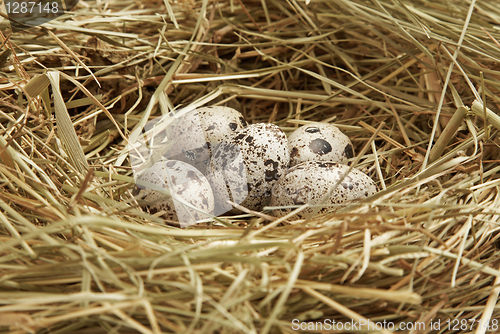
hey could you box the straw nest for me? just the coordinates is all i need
[1,0,500,333]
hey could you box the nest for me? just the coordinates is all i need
[1,0,500,333]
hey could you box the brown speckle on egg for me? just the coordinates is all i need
[305,126,320,133]
[309,138,332,155]
[344,144,354,159]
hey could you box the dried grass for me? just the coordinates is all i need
[1,0,500,333]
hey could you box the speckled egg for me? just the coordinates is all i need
[206,123,290,214]
[166,106,248,172]
[270,161,377,218]
[288,123,354,166]
[133,160,214,226]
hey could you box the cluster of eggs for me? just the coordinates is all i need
[133,106,377,224]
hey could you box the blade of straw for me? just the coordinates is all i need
[428,106,468,163]
[47,71,89,175]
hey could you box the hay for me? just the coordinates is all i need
[1,0,500,332]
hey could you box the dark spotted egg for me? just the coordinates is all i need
[206,123,290,214]
[134,160,214,226]
[167,106,248,172]
[270,161,377,218]
[288,123,354,166]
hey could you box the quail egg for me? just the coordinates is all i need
[166,106,248,172]
[206,123,290,214]
[270,161,377,218]
[288,123,354,166]
[133,160,214,226]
